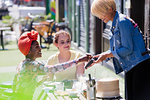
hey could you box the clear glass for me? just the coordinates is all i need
[55,82,64,91]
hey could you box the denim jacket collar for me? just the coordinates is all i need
[111,11,119,34]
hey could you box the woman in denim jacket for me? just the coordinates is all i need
[90,0,150,100]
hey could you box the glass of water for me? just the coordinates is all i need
[55,82,64,91]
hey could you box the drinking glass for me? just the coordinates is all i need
[55,82,64,91]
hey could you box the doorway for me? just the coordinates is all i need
[144,0,150,49]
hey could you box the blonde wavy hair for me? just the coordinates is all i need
[91,0,116,17]
[53,30,71,44]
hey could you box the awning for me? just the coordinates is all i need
[24,0,30,2]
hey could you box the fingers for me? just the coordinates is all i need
[77,54,92,63]
[85,53,93,60]
[85,54,102,69]
[83,53,107,69]
[85,53,109,69]
[94,54,108,64]
[81,53,93,62]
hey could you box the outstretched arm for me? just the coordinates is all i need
[46,54,92,73]
[93,52,114,63]
[85,51,114,69]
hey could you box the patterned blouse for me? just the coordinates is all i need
[12,58,77,98]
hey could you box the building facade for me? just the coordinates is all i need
[55,0,150,54]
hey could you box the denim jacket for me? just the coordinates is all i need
[109,11,150,74]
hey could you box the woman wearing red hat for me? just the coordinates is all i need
[10,30,91,100]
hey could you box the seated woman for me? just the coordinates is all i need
[46,30,85,81]
[10,30,91,100]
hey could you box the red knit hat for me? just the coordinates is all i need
[18,30,39,56]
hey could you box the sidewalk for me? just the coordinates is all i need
[0,66,16,73]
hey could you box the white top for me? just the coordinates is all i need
[47,50,82,81]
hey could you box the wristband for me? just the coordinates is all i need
[73,60,77,64]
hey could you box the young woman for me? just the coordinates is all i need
[89,0,150,100]
[10,30,91,100]
[47,30,85,81]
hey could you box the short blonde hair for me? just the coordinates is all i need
[91,0,116,17]
[53,30,71,43]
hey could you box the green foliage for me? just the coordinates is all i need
[1,20,9,24]
[1,15,16,26]
[45,13,52,20]
[2,15,11,20]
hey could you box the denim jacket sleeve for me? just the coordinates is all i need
[114,19,134,58]
[110,11,150,74]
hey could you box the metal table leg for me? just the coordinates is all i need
[0,30,4,50]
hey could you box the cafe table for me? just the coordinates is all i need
[36,81,87,100]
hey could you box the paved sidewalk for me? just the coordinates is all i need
[0,66,16,73]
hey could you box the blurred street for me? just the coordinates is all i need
[1,0,149,99]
